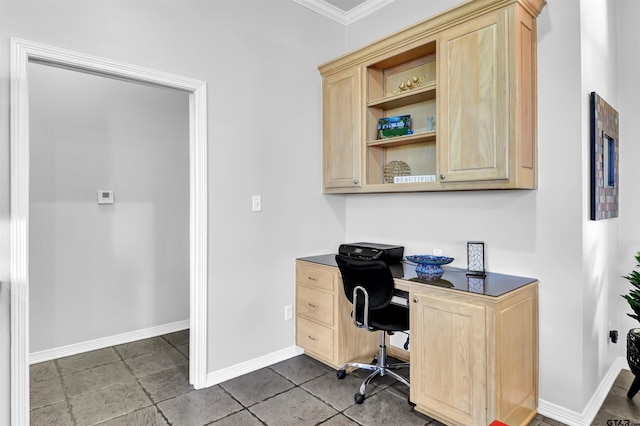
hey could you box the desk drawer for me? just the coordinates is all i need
[297,285,333,326]
[297,263,334,291]
[296,317,334,362]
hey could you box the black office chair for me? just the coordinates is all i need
[334,254,410,404]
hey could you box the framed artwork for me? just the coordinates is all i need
[590,92,619,220]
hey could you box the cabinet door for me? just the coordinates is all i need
[322,67,362,189]
[438,10,509,183]
[410,292,487,426]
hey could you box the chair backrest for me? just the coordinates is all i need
[335,254,395,311]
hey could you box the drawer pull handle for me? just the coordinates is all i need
[308,277,318,281]
[308,303,318,308]
[308,335,318,341]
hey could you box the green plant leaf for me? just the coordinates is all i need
[622,251,640,325]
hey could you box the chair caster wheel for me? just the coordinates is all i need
[337,370,346,379]
[354,392,365,404]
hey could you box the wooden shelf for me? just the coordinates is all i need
[368,83,436,110]
[367,131,436,148]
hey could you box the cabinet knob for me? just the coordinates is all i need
[413,298,419,303]
[440,174,446,180]
[353,179,359,184]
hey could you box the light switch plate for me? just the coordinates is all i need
[252,195,262,212]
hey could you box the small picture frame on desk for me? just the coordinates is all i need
[466,241,486,277]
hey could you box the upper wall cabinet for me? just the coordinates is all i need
[322,67,363,189]
[318,0,546,194]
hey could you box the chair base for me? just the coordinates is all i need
[337,331,410,404]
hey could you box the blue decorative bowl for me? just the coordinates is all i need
[406,255,454,281]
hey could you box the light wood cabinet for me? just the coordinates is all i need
[295,260,378,369]
[438,9,509,184]
[322,67,363,190]
[319,0,545,193]
[408,281,538,426]
[296,256,539,425]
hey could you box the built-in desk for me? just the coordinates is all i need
[296,255,538,426]
[298,253,537,296]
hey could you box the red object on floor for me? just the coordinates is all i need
[490,421,508,426]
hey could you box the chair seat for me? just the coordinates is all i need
[369,303,409,332]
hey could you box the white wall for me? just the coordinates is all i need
[340,0,601,415]
[579,0,621,407]
[0,0,346,419]
[1,0,635,422]
[618,1,640,345]
[28,62,190,352]
[345,0,461,50]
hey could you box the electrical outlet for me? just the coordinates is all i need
[433,248,443,256]
[284,305,293,321]
[252,195,262,212]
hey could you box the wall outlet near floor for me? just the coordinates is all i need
[284,305,293,321]
[433,248,443,256]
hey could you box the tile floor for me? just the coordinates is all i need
[29,331,640,426]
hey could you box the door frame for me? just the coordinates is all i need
[10,38,209,425]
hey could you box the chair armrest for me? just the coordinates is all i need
[352,285,372,330]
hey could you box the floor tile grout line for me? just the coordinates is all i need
[318,412,366,426]
[56,347,121,378]
[119,332,189,425]
[219,374,300,410]
[300,366,429,426]
[114,343,175,426]
[160,330,189,353]
[265,363,396,422]
[50,341,170,425]
[210,384,268,426]
[266,363,333,387]
[217,365,342,425]
[54,358,78,426]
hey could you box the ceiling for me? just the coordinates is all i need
[292,0,394,25]
[322,0,370,11]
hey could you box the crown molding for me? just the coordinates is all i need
[292,0,394,25]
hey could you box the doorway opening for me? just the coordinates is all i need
[10,38,209,425]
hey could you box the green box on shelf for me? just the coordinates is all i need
[377,115,412,139]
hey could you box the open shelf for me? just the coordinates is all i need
[368,83,436,110]
[367,131,436,148]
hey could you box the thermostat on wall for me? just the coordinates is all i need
[97,190,114,204]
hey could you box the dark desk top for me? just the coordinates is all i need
[297,254,537,298]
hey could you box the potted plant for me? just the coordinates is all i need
[622,251,640,398]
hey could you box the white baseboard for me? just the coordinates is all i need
[206,345,304,386]
[537,356,627,426]
[29,319,189,364]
